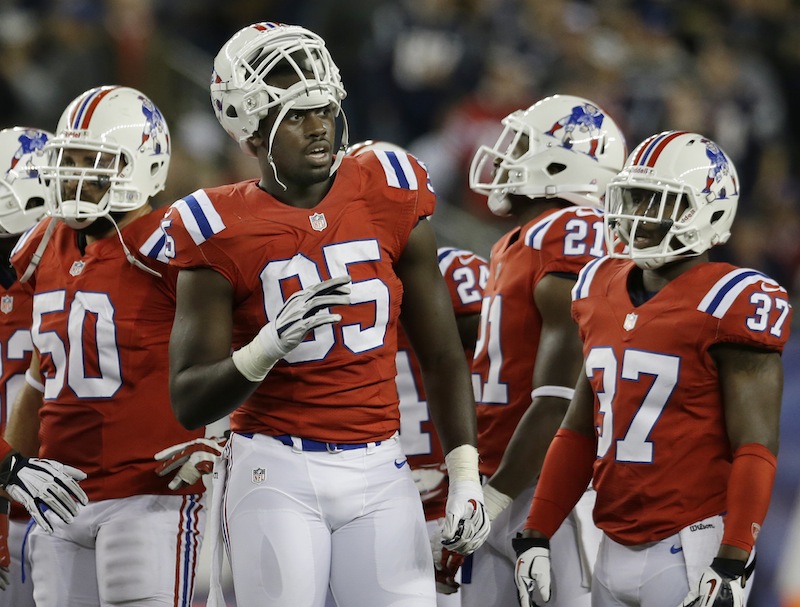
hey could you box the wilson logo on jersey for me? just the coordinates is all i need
[374,150,418,190]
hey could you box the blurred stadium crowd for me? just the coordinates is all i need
[1,0,799,605]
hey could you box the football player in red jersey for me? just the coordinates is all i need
[348,140,489,604]
[0,126,90,606]
[459,94,627,607]
[515,132,788,607]
[6,87,208,607]
[160,23,489,607]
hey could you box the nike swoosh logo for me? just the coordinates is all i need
[760,281,786,293]
[394,459,408,469]
[670,545,683,554]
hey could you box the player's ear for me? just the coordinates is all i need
[245,134,262,155]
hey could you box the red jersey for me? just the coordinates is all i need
[396,247,487,520]
[473,206,605,476]
[10,212,203,501]
[573,257,792,544]
[0,276,36,519]
[161,151,436,443]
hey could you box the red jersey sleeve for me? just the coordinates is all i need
[437,247,488,317]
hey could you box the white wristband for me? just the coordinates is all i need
[483,484,513,522]
[445,444,481,484]
[531,385,575,401]
[231,330,277,383]
[25,369,45,393]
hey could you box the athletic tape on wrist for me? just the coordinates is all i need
[531,385,575,401]
[483,484,513,521]
[25,369,45,393]
[445,444,481,484]
[231,336,276,383]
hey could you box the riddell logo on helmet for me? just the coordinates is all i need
[628,166,653,175]
[62,130,88,140]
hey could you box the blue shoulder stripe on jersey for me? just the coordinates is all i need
[437,247,457,263]
[139,227,168,263]
[185,194,216,238]
[572,256,606,301]
[375,150,419,190]
[697,268,768,318]
[524,207,575,250]
[172,190,226,245]
[387,152,410,189]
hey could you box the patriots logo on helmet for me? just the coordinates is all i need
[545,103,605,158]
[701,139,737,200]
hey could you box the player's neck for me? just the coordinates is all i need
[84,203,153,245]
[257,178,333,209]
[641,254,707,292]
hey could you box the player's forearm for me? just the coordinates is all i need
[4,383,43,457]
[425,355,478,454]
[489,396,570,499]
[170,360,257,430]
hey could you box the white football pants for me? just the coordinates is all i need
[0,518,35,607]
[222,432,436,607]
[28,493,205,606]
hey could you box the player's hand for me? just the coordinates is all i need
[0,452,88,533]
[430,524,465,594]
[0,498,9,591]
[676,558,746,607]
[513,536,552,607]
[155,437,227,490]
[261,275,352,360]
[441,479,490,555]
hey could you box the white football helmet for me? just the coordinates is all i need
[42,86,170,229]
[0,127,51,236]
[469,94,627,216]
[605,131,739,270]
[211,21,348,171]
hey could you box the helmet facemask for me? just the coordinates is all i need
[605,132,738,270]
[42,140,136,230]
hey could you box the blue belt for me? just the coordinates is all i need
[240,433,381,453]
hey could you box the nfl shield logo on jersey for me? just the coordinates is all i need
[623,312,638,331]
[69,260,86,276]
[309,212,327,231]
[0,295,12,314]
[252,467,266,484]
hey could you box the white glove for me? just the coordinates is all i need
[0,452,88,533]
[232,275,352,382]
[513,536,552,607]
[677,559,747,607]
[441,479,490,555]
[155,437,227,490]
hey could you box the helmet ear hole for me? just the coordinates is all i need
[546,163,566,176]
[226,105,238,118]
[711,210,725,224]
[26,197,45,210]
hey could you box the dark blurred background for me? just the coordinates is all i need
[2,0,798,604]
